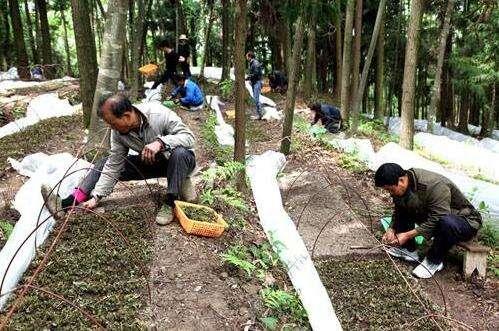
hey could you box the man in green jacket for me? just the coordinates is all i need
[374,163,482,278]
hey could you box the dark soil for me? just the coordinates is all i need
[183,205,218,223]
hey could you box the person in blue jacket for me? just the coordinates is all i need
[309,102,342,133]
[170,74,204,109]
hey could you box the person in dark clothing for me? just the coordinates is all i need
[268,70,288,93]
[374,163,482,278]
[245,51,263,119]
[152,38,180,89]
[309,102,342,133]
[178,34,191,78]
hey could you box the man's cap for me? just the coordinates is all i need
[179,34,188,40]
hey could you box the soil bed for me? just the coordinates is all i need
[2,199,157,329]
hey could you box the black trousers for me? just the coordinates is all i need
[394,214,476,264]
[80,147,196,199]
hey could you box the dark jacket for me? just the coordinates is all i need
[269,70,288,91]
[152,50,180,89]
[312,104,342,126]
[178,43,190,59]
[247,58,263,85]
[392,168,482,239]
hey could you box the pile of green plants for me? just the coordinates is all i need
[5,205,155,329]
[357,118,399,145]
[182,205,218,223]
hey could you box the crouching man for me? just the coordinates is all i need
[374,163,482,278]
[42,93,196,225]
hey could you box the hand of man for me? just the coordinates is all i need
[382,228,396,245]
[81,197,99,210]
[142,140,163,165]
[179,56,185,62]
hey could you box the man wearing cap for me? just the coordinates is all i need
[374,163,482,278]
[178,34,191,78]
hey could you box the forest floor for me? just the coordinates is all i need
[0,79,497,330]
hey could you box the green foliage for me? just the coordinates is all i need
[358,119,398,144]
[0,220,14,239]
[219,79,234,100]
[200,114,233,165]
[479,222,498,249]
[221,241,280,278]
[338,151,368,174]
[260,288,308,326]
[201,161,245,184]
[221,245,256,277]
[293,116,311,134]
[259,316,279,330]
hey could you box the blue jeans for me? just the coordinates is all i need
[252,80,262,117]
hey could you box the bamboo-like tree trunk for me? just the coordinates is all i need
[304,1,317,100]
[88,0,127,150]
[350,0,362,112]
[60,9,73,77]
[199,2,215,80]
[35,0,52,68]
[23,0,38,64]
[71,0,98,127]
[233,0,247,190]
[480,83,495,137]
[130,0,146,100]
[374,20,385,119]
[0,1,11,70]
[400,0,424,150]
[427,0,454,133]
[280,14,305,155]
[340,0,355,123]
[334,9,342,100]
[7,0,29,79]
[221,0,231,81]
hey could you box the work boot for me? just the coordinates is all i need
[384,247,420,263]
[412,257,444,279]
[40,184,66,220]
[156,204,175,226]
[180,177,197,202]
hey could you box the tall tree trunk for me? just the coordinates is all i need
[89,0,127,151]
[340,0,355,123]
[427,0,454,133]
[480,83,495,137]
[280,14,305,155]
[35,0,52,69]
[199,3,215,79]
[350,0,363,112]
[399,0,424,150]
[233,0,247,190]
[277,18,289,72]
[23,0,38,64]
[0,1,11,70]
[71,0,98,127]
[130,0,146,100]
[351,0,386,131]
[374,19,385,119]
[7,0,29,79]
[221,0,231,81]
[60,9,73,76]
[303,1,317,100]
[334,9,342,100]
[457,95,469,133]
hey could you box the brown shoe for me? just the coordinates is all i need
[40,184,66,220]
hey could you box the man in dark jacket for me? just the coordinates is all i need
[178,34,191,78]
[269,70,288,93]
[245,51,263,119]
[309,102,342,133]
[375,163,482,278]
[152,38,180,89]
